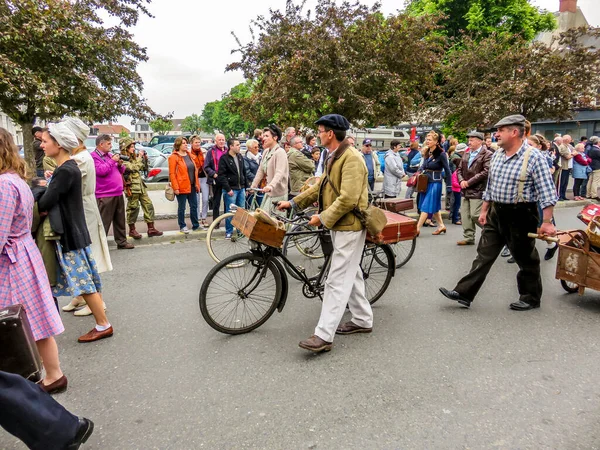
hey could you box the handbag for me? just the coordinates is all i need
[406,172,419,188]
[416,173,429,193]
[164,156,177,201]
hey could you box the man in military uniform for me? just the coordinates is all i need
[119,138,163,239]
[440,115,557,311]
[277,114,372,353]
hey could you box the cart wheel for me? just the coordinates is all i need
[560,280,579,294]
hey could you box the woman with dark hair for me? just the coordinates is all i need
[0,127,66,393]
[38,123,114,347]
[416,131,452,235]
[306,134,317,150]
[169,136,200,233]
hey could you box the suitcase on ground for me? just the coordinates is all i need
[0,304,43,382]
[376,198,414,213]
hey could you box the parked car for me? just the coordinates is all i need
[136,145,161,166]
[148,134,192,148]
[153,143,174,153]
[144,154,169,182]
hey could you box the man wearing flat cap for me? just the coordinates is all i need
[278,114,372,353]
[440,114,557,311]
[456,131,492,246]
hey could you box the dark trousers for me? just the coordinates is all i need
[176,192,199,230]
[451,192,461,223]
[573,178,587,198]
[454,202,542,305]
[559,168,571,199]
[368,178,375,192]
[97,195,128,247]
[211,183,223,220]
[0,371,79,450]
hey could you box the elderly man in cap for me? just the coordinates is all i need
[360,139,381,191]
[278,114,372,353]
[440,115,557,311]
[456,131,493,246]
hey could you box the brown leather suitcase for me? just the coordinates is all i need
[376,198,414,213]
[0,304,43,382]
[416,173,429,193]
[367,210,418,244]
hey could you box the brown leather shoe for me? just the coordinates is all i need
[456,240,475,246]
[78,326,114,343]
[41,375,68,394]
[128,224,142,240]
[336,321,373,335]
[146,222,163,237]
[117,242,134,249]
[298,335,332,353]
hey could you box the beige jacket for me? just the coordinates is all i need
[559,144,573,170]
[251,145,289,197]
[294,140,368,231]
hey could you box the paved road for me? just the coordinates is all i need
[4,208,600,449]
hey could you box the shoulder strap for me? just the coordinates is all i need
[517,148,532,202]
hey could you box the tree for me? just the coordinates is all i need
[199,83,260,137]
[432,28,600,130]
[0,0,153,169]
[405,0,556,42]
[149,116,173,135]
[119,129,130,139]
[227,0,445,127]
[181,114,203,134]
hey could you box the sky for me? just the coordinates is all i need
[120,0,600,126]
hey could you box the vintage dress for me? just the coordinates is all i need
[0,172,64,341]
[72,151,112,273]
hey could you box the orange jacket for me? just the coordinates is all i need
[169,151,200,194]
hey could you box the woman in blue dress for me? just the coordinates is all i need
[416,131,452,235]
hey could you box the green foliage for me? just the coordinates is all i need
[432,29,600,129]
[0,0,153,168]
[227,0,445,127]
[119,129,130,139]
[149,117,173,135]
[405,0,556,42]
[181,114,203,134]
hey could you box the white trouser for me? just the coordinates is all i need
[198,177,209,219]
[315,229,373,342]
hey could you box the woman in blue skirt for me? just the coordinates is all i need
[417,131,452,235]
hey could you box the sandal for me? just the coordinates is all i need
[432,227,447,235]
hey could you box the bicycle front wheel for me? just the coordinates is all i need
[361,243,395,305]
[206,212,248,265]
[199,253,282,334]
[388,238,417,269]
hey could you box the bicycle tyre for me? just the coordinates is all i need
[362,243,395,305]
[206,212,249,265]
[560,279,579,294]
[199,253,282,334]
[388,238,417,269]
[282,223,324,281]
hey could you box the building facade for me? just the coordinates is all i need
[0,111,23,145]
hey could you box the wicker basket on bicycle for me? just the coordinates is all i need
[366,210,418,244]
[231,208,286,248]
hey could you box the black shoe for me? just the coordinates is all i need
[439,287,472,308]
[507,257,516,264]
[544,245,559,261]
[501,246,510,258]
[67,418,94,449]
[509,300,540,311]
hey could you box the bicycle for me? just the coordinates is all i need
[205,188,316,264]
[199,212,396,335]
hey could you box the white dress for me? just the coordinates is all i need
[72,151,113,273]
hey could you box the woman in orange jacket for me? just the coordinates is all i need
[168,137,200,233]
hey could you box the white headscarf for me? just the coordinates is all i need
[61,116,89,143]
[47,122,79,153]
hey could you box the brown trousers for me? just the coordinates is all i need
[97,195,128,247]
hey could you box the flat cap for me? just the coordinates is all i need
[455,143,468,153]
[494,114,526,128]
[466,131,484,140]
[315,114,350,131]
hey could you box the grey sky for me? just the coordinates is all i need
[123,0,599,125]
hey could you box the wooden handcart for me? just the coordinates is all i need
[552,230,600,295]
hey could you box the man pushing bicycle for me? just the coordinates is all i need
[277,114,372,353]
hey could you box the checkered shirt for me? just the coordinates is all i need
[482,141,558,209]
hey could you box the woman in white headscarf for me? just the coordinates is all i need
[38,123,114,344]
[59,117,112,316]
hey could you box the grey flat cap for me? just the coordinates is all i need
[466,131,484,140]
[494,114,526,128]
[455,143,468,152]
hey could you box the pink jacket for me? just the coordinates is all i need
[451,170,461,193]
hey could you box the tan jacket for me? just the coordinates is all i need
[559,144,573,170]
[294,140,368,231]
[252,145,289,197]
[288,148,315,193]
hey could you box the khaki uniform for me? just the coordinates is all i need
[123,157,155,224]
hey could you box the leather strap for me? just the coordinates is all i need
[517,148,531,202]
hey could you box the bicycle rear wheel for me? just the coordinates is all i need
[206,212,248,265]
[361,243,395,305]
[282,223,324,281]
[199,253,282,334]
